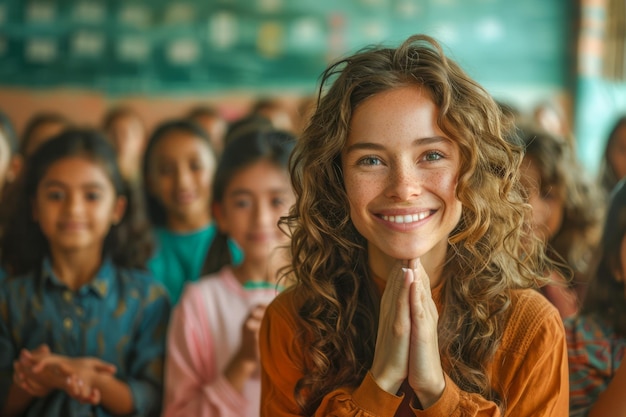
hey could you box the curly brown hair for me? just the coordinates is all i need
[283,34,552,415]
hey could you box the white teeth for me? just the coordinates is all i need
[382,212,430,223]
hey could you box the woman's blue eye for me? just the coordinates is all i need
[358,156,382,166]
[272,197,285,207]
[424,151,444,161]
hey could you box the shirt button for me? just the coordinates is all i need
[63,291,72,302]
[63,317,73,330]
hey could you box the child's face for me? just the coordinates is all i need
[609,124,626,181]
[147,131,216,227]
[341,86,462,275]
[215,160,294,267]
[33,156,126,256]
[520,156,564,243]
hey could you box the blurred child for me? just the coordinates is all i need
[163,129,295,417]
[249,97,294,133]
[598,115,626,197]
[187,106,228,156]
[143,119,242,304]
[0,129,170,417]
[20,112,70,158]
[519,125,603,317]
[566,179,626,416]
[224,114,274,146]
[102,106,147,185]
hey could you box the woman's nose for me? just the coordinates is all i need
[386,163,422,201]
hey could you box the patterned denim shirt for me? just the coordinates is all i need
[0,258,171,417]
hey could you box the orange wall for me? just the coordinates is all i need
[0,87,304,138]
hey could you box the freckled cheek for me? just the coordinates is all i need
[427,171,459,200]
[343,175,375,214]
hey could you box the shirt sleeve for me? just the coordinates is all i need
[565,316,610,417]
[126,283,171,417]
[500,298,569,417]
[413,303,568,416]
[162,284,248,417]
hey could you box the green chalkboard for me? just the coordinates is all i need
[0,0,571,94]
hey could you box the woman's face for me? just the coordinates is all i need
[341,85,462,281]
[520,156,565,243]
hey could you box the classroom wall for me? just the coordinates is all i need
[575,0,626,175]
[0,0,574,139]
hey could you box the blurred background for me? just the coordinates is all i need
[0,0,622,174]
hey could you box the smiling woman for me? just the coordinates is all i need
[259,34,569,417]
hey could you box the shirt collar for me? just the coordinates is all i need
[40,257,114,298]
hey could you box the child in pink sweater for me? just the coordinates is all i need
[162,128,295,417]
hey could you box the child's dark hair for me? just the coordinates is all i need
[599,115,626,196]
[187,105,221,121]
[224,114,274,145]
[0,128,154,275]
[102,106,144,131]
[19,112,70,156]
[201,128,296,276]
[141,118,215,226]
[580,178,626,336]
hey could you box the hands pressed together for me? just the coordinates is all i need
[12,344,117,405]
[370,259,445,409]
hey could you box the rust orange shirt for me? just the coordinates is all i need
[259,279,569,416]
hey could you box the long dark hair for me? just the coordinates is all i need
[19,112,70,156]
[580,178,626,336]
[0,128,153,275]
[141,119,215,227]
[201,128,296,275]
[599,115,626,196]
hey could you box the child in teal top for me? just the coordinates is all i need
[148,224,242,303]
[143,119,242,304]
